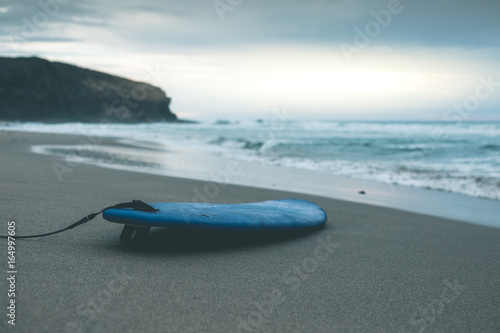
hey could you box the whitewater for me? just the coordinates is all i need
[1,120,499,201]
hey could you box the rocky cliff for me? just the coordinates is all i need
[0,57,177,123]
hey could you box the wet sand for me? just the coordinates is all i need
[0,131,499,332]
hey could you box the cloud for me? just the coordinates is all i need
[0,0,498,119]
[2,0,499,49]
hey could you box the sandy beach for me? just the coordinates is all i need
[1,130,499,333]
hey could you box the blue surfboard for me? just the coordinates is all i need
[103,199,327,240]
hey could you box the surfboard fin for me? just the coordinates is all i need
[119,225,151,241]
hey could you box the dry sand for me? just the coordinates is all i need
[0,131,499,332]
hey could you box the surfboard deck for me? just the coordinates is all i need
[103,199,327,240]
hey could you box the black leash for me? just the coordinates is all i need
[0,200,158,239]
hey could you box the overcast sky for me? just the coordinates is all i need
[1,0,499,120]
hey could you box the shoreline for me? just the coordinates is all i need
[1,120,499,202]
[8,129,498,228]
[0,121,500,201]
[0,130,499,332]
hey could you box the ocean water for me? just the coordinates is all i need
[2,120,499,201]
